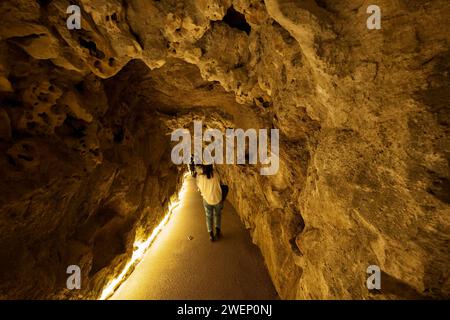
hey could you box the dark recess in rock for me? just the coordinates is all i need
[222,6,251,35]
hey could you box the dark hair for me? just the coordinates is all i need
[202,164,214,179]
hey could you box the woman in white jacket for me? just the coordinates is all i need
[196,164,223,241]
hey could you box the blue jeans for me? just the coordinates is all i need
[203,200,223,233]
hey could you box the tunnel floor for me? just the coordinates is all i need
[110,175,278,300]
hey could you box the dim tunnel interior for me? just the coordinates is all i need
[100,58,282,299]
[0,0,449,301]
[94,58,281,300]
[0,56,287,300]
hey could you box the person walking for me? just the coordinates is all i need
[195,164,223,242]
[188,154,196,177]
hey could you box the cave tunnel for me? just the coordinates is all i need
[0,0,449,302]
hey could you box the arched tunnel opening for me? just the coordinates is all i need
[0,0,449,302]
[95,58,284,300]
[0,55,290,300]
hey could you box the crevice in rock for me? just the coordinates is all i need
[222,6,251,35]
[78,37,105,60]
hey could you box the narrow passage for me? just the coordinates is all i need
[111,176,278,299]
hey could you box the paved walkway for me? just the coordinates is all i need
[111,175,278,299]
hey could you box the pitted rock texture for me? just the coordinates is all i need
[0,0,449,299]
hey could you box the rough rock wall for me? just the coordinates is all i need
[0,38,180,298]
[0,0,449,299]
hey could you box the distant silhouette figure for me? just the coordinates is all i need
[189,154,196,177]
[195,164,223,241]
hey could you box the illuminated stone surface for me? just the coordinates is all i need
[0,0,448,299]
